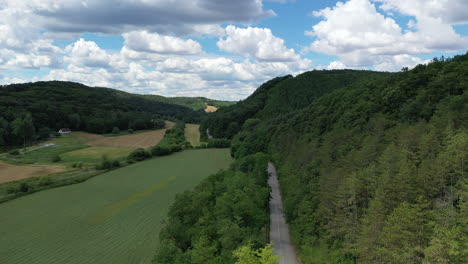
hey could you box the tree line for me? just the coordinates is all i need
[153,153,273,264]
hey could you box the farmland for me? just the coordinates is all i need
[0,161,65,183]
[60,146,135,164]
[184,124,201,146]
[0,122,176,184]
[72,121,176,148]
[205,105,218,112]
[0,148,232,264]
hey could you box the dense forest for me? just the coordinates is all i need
[0,81,205,147]
[154,153,272,264]
[201,70,387,139]
[197,53,467,263]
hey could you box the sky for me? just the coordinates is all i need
[1,0,467,100]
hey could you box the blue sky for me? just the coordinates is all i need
[1,0,467,100]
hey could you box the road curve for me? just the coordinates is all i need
[268,162,300,264]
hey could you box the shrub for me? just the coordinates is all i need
[112,160,121,168]
[207,138,231,148]
[168,144,182,153]
[8,149,20,155]
[52,154,61,162]
[151,146,171,156]
[112,127,120,134]
[38,177,52,186]
[127,148,151,162]
[6,185,18,194]
[19,182,29,193]
[128,129,134,134]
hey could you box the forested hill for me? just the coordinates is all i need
[141,95,235,111]
[201,70,388,139]
[204,53,468,263]
[0,81,204,147]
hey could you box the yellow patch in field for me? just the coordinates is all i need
[204,105,218,113]
[89,176,177,223]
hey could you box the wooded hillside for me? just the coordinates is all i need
[201,70,387,139]
[0,81,204,147]
[203,53,468,263]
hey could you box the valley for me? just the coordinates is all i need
[0,53,466,264]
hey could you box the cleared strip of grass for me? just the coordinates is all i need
[60,146,135,164]
[184,124,201,146]
[0,149,232,264]
[7,144,88,164]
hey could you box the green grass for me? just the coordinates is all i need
[0,134,88,165]
[0,149,233,264]
[60,146,136,164]
[7,144,88,164]
[50,134,85,144]
[185,124,201,146]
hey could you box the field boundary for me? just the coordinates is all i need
[0,147,229,204]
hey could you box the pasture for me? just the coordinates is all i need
[0,149,232,264]
[185,124,201,146]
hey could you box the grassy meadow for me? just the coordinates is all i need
[184,124,201,146]
[60,146,135,164]
[0,148,232,264]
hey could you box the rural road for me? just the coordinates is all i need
[268,162,300,264]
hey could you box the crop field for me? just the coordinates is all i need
[0,149,232,264]
[0,161,65,183]
[72,121,175,148]
[185,124,201,146]
[60,146,136,164]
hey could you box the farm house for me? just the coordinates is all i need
[58,128,72,134]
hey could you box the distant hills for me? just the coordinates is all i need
[140,94,235,111]
[0,81,231,147]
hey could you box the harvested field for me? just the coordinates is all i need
[205,105,218,112]
[0,149,232,264]
[0,161,65,184]
[72,121,175,148]
[185,124,201,146]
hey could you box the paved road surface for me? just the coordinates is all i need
[268,162,300,264]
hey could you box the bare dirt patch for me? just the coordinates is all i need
[0,162,65,184]
[72,121,176,148]
[205,105,218,113]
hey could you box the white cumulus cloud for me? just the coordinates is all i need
[123,31,202,55]
[218,25,300,62]
[304,0,468,70]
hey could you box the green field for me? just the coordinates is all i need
[0,149,232,264]
[60,146,135,164]
[184,124,201,146]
